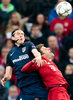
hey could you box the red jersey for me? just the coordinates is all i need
[50,17,73,36]
[21,57,68,88]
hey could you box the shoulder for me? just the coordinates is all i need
[65,17,73,22]
[25,42,35,46]
[7,46,16,56]
[9,3,15,8]
[8,3,15,12]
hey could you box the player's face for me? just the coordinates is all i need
[12,30,25,44]
[41,46,54,60]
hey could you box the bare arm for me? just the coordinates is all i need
[31,49,44,66]
[32,49,41,59]
[1,66,12,87]
[21,60,40,73]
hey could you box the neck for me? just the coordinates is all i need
[3,4,9,8]
[33,35,38,39]
[42,55,52,61]
[15,43,21,47]
[59,17,65,20]
[39,23,43,25]
[70,58,73,61]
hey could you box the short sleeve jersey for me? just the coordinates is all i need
[6,42,41,88]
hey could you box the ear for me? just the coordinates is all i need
[11,36,15,40]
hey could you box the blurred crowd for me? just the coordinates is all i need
[0,0,73,100]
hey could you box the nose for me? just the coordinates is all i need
[20,33,23,37]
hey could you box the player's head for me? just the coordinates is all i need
[11,29,25,45]
[36,44,54,60]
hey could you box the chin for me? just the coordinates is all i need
[20,40,24,44]
[21,42,24,44]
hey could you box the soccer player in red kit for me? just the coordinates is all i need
[21,44,70,100]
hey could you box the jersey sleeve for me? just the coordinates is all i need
[29,42,36,51]
[6,53,13,67]
[21,61,39,73]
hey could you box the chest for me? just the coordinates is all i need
[39,62,59,76]
[10,46,33,67]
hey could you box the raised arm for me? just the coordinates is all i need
[1,52,13,87]
[32,49,42,65]
[21,60,39,73]
[29,42,44,66]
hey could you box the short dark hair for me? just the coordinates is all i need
[36,44,44,55]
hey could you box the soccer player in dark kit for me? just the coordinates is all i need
[1,29,48,100]
[22,44,70,100]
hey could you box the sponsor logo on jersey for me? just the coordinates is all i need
[12,54,29,63]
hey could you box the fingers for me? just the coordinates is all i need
[43,60,47,64]
[32,58,36,63]
[36,60,44,67]
[1,79,5,87]
[36,59,48,67]
[40,60,45,66]
[33,58,47,67]
[1,77,7,87]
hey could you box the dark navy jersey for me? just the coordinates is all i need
[6,42,48,98]
[6,42,42,88]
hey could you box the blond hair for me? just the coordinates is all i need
[6,12,23,32]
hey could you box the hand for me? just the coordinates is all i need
[1,76,8,87]
[34,57,45,67]
[32,58,36,63]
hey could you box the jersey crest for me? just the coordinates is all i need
[22,47,26,53]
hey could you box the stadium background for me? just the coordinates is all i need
[0,0,73,100]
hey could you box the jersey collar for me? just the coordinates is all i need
[21,42,26,46]
[42,56,49,62]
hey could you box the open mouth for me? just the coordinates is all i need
[20,38,23,41]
